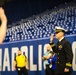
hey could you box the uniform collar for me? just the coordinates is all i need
[59,37,64,42]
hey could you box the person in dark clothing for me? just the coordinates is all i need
[49,26,73,75]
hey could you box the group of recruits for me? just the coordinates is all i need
[0,7,73,75]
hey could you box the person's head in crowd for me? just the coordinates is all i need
[18,50,22,56]
[55,26,66,40]
[46,44,52,52]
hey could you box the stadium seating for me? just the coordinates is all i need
[4,2,76,42]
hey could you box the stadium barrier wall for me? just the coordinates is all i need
[0,35,76,75]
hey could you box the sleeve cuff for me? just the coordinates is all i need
[49,43,55,47]
[66,62,72,67]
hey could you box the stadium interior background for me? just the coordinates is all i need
[0,0,76,75]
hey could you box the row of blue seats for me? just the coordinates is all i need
[4,3,76,42]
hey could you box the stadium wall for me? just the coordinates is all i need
[0,35,76,75]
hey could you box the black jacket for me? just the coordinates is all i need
[49,38,73,74]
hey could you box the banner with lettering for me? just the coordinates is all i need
[0,35,76,75]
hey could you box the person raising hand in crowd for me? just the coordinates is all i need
[0,7,7,44]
